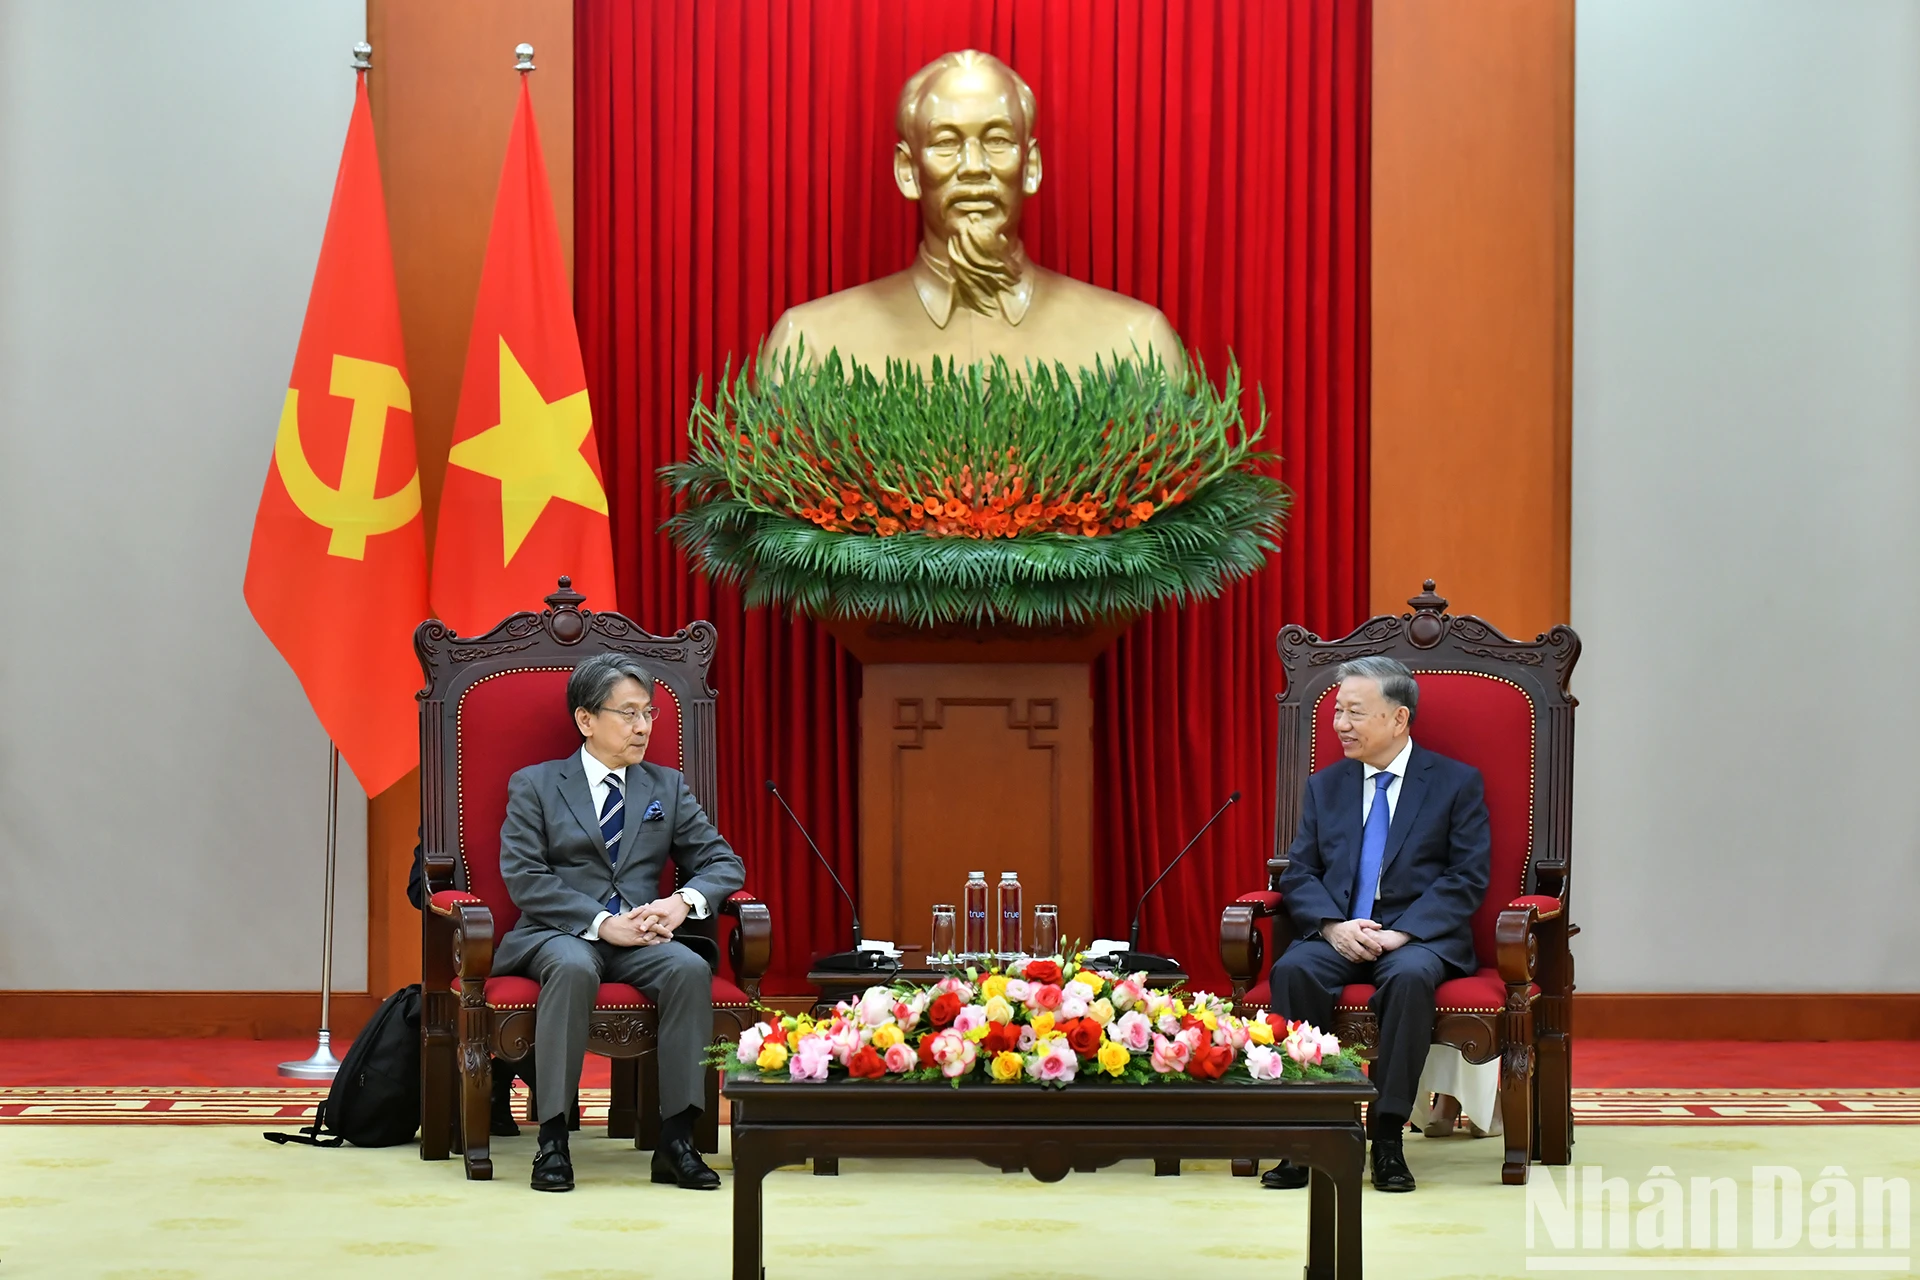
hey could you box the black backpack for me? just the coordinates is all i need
[266,984,420,1149]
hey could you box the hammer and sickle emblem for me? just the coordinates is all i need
[274,354,422,559]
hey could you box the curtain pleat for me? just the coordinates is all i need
[575,0,1369,992]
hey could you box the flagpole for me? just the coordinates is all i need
[280,740,344,1080]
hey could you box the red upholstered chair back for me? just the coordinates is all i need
[1309,675,1534,967]
[1275,582,1580,964]
[415,580,721,931]
[454,669,684,937]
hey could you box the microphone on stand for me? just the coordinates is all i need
[766,780,893,973]
[1087,791,1241,975]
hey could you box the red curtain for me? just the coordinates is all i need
[575,0,1370,993]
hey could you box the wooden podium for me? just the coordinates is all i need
[826,620,1127,958]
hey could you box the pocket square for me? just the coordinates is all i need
[642,800,666,822]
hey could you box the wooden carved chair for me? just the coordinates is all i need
[415,579,771,1180]
[1219,582,1578,1185]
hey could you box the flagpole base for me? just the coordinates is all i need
[277,1031,341,1081]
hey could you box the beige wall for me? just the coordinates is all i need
[0,1,370,989]
[1572,0,1920,991]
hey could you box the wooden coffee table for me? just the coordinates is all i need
[727,1073,1375,1280]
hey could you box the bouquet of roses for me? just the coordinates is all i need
[718,954,1361,1088]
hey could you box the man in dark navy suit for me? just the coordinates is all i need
[1263,656,1490,1193]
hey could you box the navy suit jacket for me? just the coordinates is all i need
[1278,742,1492,975]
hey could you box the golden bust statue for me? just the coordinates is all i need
[762,50,1185,375]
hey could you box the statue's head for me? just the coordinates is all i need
[894,51,1041,308]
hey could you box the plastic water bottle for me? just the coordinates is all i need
[996,871,1023,960]
[963,871,990,961]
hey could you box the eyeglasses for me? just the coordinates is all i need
[598,704,658,726]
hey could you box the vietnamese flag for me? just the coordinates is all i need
[244,71,429,798]
[433,76,617,633]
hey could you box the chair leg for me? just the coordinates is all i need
[1500,1041,1535,1187]
[1230,1159,1259,1178]
[696,1064,721,1155]
[636,1051,662,1151]
[1536,1030,1573,1165]
[456,1001,494,1180]
[419,992,455,1161]
[607,1056,638,1140]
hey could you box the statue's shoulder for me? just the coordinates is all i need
[1029,266,1185,368]
[765,269,922,356]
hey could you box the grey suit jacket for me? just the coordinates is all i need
[491,753,746,977]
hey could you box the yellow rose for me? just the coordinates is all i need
[756,1041,790,1071]
[1029,1011,1055,1039]
[1075,969,1104,993]
[990,1051,1025,1082]
[1171,998,1187,1018]
[983,995,1015,1025]
[871,1023,904,1050]
[980,974,1010,1001]
[1087,997,1115,1027]
[1199,1007,1218,1032]
[1096,1040,1130,1076]
[1245,1017,1274,1046]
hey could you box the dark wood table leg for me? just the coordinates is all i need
[812,1156,839,1176]
[1335,1127,1365,1280]
[732,1133,765,1280]
[1154,1157,1181,1176]
[1306,1164,1336,1280]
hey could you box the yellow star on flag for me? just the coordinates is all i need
[446,337,606,564]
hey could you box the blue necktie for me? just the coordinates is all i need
[600,774,624,914]
[1351,771,1393,922]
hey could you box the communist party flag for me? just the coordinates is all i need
[432,77,617,632]
[244,71,429,798]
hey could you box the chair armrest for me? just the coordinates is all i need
[1494,897,1564,987]
[423,849,457,897]
[431,893,494,984]
[721,891,772,1002]
[1221,892,1285,1001]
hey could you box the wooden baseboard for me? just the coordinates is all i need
[4,990,1912,1041]
[0,991,382,1040]
[1575,992,1920,1041]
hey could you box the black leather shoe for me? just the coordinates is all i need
[1370,1139,1416,1192]
[531,1136,574,1192]
[1260,1159,1311,1190]
[651,1136,720,1190]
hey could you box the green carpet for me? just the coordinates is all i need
[0,1124,1913,1278]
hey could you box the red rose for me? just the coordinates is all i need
[1023,959,1063,985]
[929,992,962,1030]
[1180,1013,1206,1033]
[916,1033,938,1068]
[1065,1018,1103,1057]
[982,1022,1021,1056]
[1187,1044,1233,1080]
[847,1046,886,1079]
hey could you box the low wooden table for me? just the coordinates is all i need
[727,1074,1375,1280]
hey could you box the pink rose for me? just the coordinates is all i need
[1149,1033,1192,1074]
[737,1023,768,1063]
[1283,1030,1324,1067]
[829,1025,863,1066]
[1244,1044,1286,1081]
[1027,983,1064,1012]
[1058,991,1090,1020]
[1110,979,1145,1011]
[790,1036,832,1081]
[882,1042,917,1074]
[1003,978,1034,1003]
[951,1004,988,1035]
[855,987,894,1026]
[1016,1024,1038,1051]
[1027,1039,1079,1083]
[928,1029,977,1078]
[932,976,975,1004]
[1112,1011,1153,1052]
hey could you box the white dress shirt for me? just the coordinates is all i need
[1356,736,1415,906]
[580,746,709,942]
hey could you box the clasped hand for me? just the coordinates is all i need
[1324,918,1411,963]
[598,895,689,948]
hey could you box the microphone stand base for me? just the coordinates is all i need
[809,951,903,976]
[1082,951,1184,976]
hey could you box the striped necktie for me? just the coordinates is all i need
[600,774,624,914]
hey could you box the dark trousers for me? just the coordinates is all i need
[1269,938,1457,1130]
[518,934,712,1125]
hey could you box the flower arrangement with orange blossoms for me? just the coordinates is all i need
[665,349,1290,627]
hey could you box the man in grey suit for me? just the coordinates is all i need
[493,652,745,1192]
